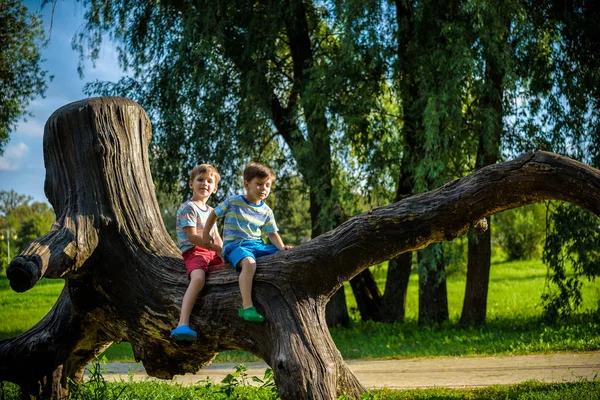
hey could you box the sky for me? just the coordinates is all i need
[0,0,124,204]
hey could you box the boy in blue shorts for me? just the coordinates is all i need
[171,164,224,341]
[202,162,291,322]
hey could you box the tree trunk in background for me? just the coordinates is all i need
[381,0,421,323]
[461,22,505,325]
[349,270,383,321]
[381,142,416,322]
[279,0,350,327]
[418,244,449,325]
[382,252,412,322]
[2,97,599,399]
[326,289,350,327]
[461,225,492,324]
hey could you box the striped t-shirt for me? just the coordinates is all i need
[214,195,278,250]
[176,199,219,253]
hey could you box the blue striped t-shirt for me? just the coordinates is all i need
[214,195,278,251]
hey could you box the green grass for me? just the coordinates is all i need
[370,379,600,399]
[1,371,598,400]
[1,259,599,363]
[344,258,599,323]
[331,317,600,360]
[0,275,65,338]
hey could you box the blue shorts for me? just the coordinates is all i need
[224,240,279,271]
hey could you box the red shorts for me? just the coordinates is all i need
[182,246,224,276]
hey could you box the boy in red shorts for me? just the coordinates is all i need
[171,164,224,341]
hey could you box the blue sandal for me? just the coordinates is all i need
[171,325,197,341]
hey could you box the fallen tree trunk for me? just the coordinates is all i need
[1,97,599,399]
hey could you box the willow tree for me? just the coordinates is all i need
[460,0,514,325]
[0,0,49,154]
[70,0,392,326]
[459,0,600,324]
[335,0,600,326]
[336,0,480,324]
[397,0,477,325]
[2,97,600,399]
[520,0,600,320]
[461,0,600,325]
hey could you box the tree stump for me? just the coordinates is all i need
[1,97,599,399]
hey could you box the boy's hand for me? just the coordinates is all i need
[201,235,213,248]
[201,235,222,256]
[212,244,223,257]
[282,245,293,251]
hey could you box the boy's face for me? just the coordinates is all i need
[244,176,273,203]
[189,172,218,200]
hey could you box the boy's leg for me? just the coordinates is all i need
[227,243,265,322]
[237,257,257,309]
[178,268,206,327]
[171,268,206,340]
[172,248,210,340]
[236,256,264,322]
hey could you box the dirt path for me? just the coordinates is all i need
[99,351,600,389]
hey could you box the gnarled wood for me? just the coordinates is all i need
[1,97,599,399]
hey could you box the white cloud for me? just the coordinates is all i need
[0,142,30,171]
[14,119,46,138]
[81,42,126,83]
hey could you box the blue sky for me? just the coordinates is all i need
[0,0,124,204]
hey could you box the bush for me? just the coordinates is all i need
[493,204,546,261]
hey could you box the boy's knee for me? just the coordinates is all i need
[189,269,206,284]
[239,257,256,272]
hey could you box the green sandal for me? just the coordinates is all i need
[238,306,265,322]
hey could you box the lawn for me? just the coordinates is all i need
[344,258,598,322]
[1,365,598,400]
[0,275,65,338]
[1,258,598,363]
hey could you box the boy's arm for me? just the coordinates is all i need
[183,226,211,250]
[212,224,224,256]
[202,211,218,247]
[268,232,292,251]
[213,228,223,248]
[201,211,223,256]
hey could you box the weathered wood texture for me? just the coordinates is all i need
[1,97,599,399]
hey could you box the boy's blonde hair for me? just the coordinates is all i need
[190,164,220,185]
[243,162,275,183]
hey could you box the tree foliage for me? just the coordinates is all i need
[0,190,55,272]
[74,0,387,234]
[542,202,600,322]
[0,0,50,155]
[506,1,600,321]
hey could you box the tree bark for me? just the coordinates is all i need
[1,97,600,399]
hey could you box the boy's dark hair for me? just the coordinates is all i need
[243,162,275,182]
[190,164,221,185]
